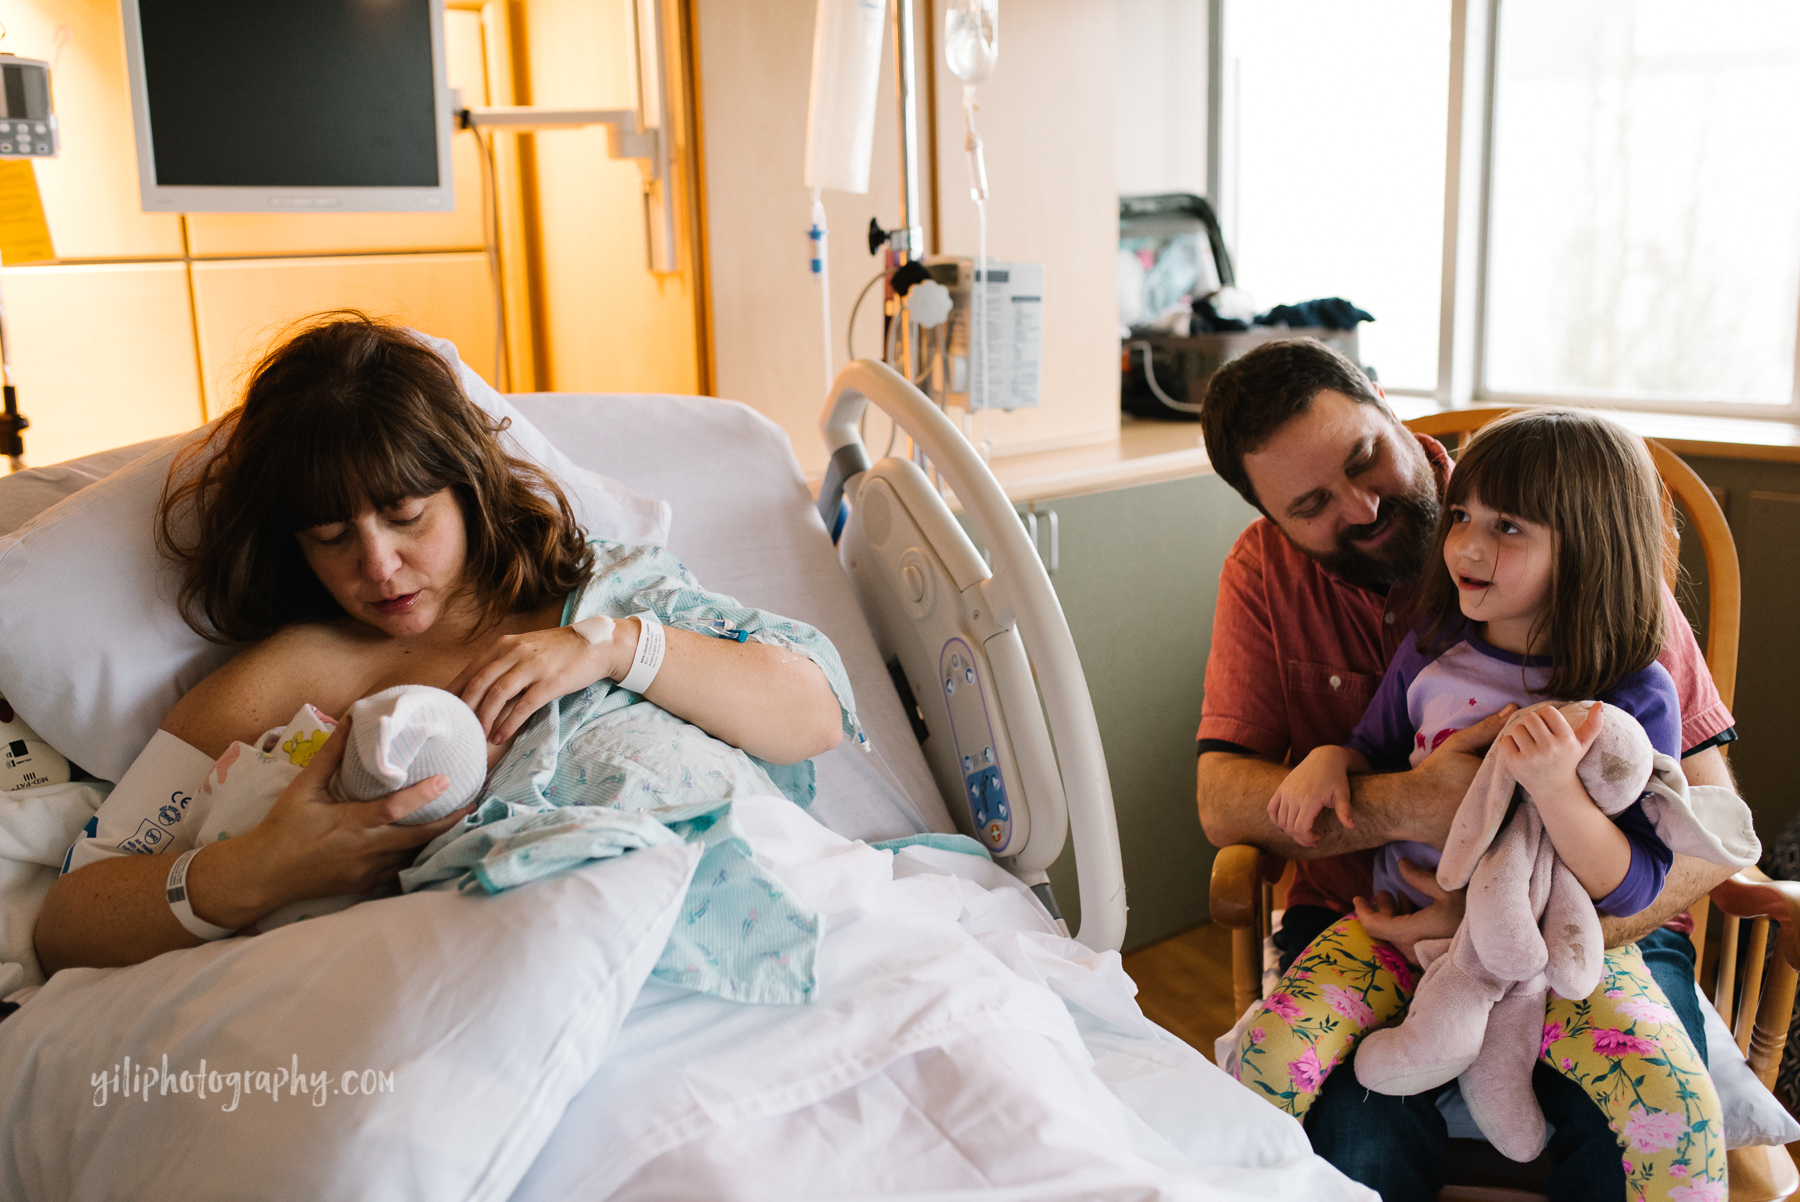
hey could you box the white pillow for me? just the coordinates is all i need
[0,841,700,1202]
[1696,980,1800,1147]
[0,330,671,784]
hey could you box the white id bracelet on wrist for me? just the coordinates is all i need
[166,848,236,941]
[617,612,665,695]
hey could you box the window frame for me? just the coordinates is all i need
[1208,0,1800,423]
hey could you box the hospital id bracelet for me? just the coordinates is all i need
[166,848,237,942]
[617,611,666,695]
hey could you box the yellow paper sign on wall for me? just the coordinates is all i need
[0,160,53,265]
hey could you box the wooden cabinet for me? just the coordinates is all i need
[189,254,496,413]
[2,263,204,466]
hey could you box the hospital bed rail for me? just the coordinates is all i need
[817,359,1128,952]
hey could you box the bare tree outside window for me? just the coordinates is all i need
[1486,0,1800,406]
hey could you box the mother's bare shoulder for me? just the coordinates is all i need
[161,622,374,758]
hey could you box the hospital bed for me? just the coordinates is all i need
[0,347,1375,1200]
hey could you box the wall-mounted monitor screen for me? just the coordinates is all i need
[119,0,454,213]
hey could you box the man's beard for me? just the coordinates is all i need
[1305,479,1440,592]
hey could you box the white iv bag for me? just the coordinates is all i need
[944,0,998,85]
[804,0,887,194]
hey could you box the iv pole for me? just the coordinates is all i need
[886,0,926,466]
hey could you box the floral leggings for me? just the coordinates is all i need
[1230,918,1725,1201]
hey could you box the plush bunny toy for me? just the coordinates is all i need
[1352,700,1760,1161]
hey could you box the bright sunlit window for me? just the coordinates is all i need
[1223,0,1451,393]
[1485,0,1800,409]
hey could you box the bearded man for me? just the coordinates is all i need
[1194,338,1737,1201]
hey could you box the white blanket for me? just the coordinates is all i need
[511,800,1371,1201]
[0,789,1371,1201]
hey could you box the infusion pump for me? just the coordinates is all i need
[0,56,56,158]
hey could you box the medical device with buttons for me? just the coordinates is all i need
[819,359,1131,953]
[0,56,56,159]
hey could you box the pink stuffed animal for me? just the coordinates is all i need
[1352,700,1759,1161]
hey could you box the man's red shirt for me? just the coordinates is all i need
[1197,433,1735,913]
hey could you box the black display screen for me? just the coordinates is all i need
[0,64,49,121]
[137,0,439,188]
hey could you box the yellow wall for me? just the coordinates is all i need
[694,0,1120,477]
[6,1,501,469]
[517,0,702,396]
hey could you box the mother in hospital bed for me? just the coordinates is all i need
[34,314,852,975]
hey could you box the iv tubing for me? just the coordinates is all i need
[811,190,833,398]
[965,85,993,460]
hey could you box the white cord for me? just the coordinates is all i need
[846,270,886,363]
[811,190,833,398]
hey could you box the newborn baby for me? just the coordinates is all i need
[189,685,487,929]
[328,685,489,823]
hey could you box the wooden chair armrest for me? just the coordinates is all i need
[1711,868,1800,970]
[1210,844,1284,930]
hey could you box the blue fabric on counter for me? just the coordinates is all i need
[1253,297,1374,330]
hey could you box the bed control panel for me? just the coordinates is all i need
[839,457,1043,865]
[940,637,1013,853]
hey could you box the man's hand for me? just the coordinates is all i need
[1353,858,1466,965]
[1398,705,1518,847]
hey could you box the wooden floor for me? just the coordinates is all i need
[1120,921,1238,1061]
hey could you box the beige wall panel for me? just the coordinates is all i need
[694,0,904,476]
[925,0,1118,458]
[695,0,1117,476]
[3,263,203,467]
[520,0,699,395]
[183,9,490,258]
[17,1,186,259]
[190,253,496,412]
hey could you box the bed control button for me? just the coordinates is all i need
[945,677,955,695]
[902,563,925,602]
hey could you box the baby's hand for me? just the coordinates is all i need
[1500,701,1603,807]
[1268,746,1357,847]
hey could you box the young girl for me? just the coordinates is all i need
[1232,409,1724,1200]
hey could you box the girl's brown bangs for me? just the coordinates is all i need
[1446,426,1557,527]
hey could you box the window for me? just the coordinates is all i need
[1147,0,1800,420]
[1484,0,1800,410]
[1219,0,1451,394]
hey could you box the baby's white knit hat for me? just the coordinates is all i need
[332,685,487,825]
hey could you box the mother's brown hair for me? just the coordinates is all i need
[1413,408,1667,700]
[159,313,593,643]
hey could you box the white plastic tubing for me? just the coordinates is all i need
[822,359,1129,952]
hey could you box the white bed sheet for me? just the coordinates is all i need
[506,798,1371,1202]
